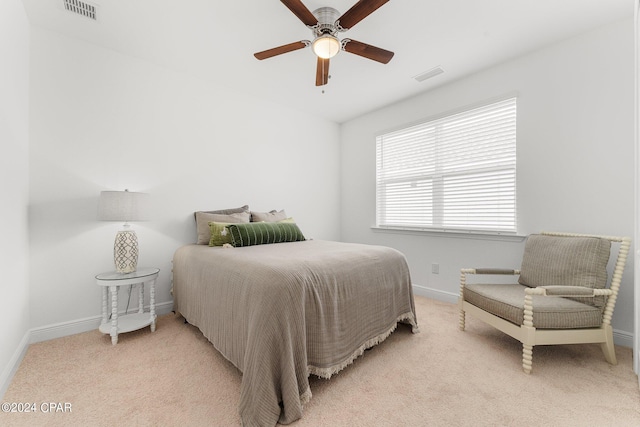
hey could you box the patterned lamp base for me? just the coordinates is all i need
[114,229,139,273]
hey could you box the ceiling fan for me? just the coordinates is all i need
[254,0,394,86]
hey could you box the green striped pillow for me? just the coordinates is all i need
[225,222,306,247]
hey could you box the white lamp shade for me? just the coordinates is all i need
[99,190,150,222]
[312,35,340,59]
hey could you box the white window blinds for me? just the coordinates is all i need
[376,97,517,233]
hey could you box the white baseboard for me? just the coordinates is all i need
[412,284,634,348]
[0,331,30,399]
[413,284,458,304]
[1,301,174,398]
[613,330,634,348]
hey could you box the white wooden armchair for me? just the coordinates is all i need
[458,231,631,374]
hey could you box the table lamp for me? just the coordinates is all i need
[98,189,150,273]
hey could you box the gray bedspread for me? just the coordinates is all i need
[172,240,418,426]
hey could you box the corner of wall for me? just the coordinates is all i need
[0,331,30,399]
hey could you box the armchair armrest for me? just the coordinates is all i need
[524,286,613,298]
[461,268,520,275]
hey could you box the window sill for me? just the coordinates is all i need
[371,226,527,242]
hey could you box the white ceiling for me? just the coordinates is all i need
[22,0,634,123]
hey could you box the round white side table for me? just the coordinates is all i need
[95,267,159,345]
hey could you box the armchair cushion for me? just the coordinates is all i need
[464,283,603,329]
[518,234,610,307]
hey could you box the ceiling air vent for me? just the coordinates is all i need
[414,66,444,82]
[63,0,97,20]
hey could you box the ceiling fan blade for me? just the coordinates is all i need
[254,41,309,60]
[315,57,330,86]
[342,39,394,64]
[337,0,390,30]
[280,0,318,27]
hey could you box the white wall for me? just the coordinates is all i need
[28,27,341,330]
[0,0,30,396]
[634,0,640,375]
[340,19,636,338]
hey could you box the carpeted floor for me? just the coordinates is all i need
[2,296,640,426]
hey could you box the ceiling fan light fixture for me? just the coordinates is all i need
[312,34,340,59]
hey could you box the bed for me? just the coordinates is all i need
[173,223,418,426]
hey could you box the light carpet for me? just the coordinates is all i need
[2,296,639,426]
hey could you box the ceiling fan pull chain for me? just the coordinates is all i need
[322,60,326,94]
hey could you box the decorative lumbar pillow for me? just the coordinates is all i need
[225,222,305,247]
[208,221,235,246]
[518,234,610,289]
[195,209,250,244]
[250,209,287,222]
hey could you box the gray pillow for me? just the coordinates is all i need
[194,206,249,244]
[196,205,249,217]
[251,209,287,222]
[518,234,610,308]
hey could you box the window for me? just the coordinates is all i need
[375,97,517,233]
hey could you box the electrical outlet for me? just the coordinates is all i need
[432,263,439,274]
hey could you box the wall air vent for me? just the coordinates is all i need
[63,0,97,20]
[413,66,444,82]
